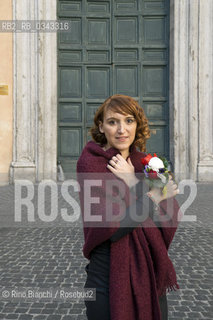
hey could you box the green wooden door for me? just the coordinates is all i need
[57,0,170,174]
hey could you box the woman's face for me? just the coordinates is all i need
[99,108,137,156]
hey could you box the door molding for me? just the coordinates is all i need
[10,0,57,182]
[170,0,213,181]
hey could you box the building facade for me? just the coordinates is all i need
[0,0,213,184]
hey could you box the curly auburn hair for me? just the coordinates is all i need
[89,94,150,152]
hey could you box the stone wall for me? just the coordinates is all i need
[0,0,13,185]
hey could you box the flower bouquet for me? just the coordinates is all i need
[141,153,170,196]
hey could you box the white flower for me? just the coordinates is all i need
[148,157,164,173]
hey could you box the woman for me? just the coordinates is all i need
[76,94,181,320]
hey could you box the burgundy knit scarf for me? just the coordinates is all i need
[77,141,181,320]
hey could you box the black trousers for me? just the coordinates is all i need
[84,263,168,320]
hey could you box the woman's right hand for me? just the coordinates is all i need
[147,174,179,205]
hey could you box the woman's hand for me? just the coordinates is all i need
[147,174,179,204]
[107,154,139,188]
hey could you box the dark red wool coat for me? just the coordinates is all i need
[77,140,182,320]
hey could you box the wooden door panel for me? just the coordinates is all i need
[57,0,170,174]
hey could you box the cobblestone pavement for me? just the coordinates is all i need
[0,182,212,320]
